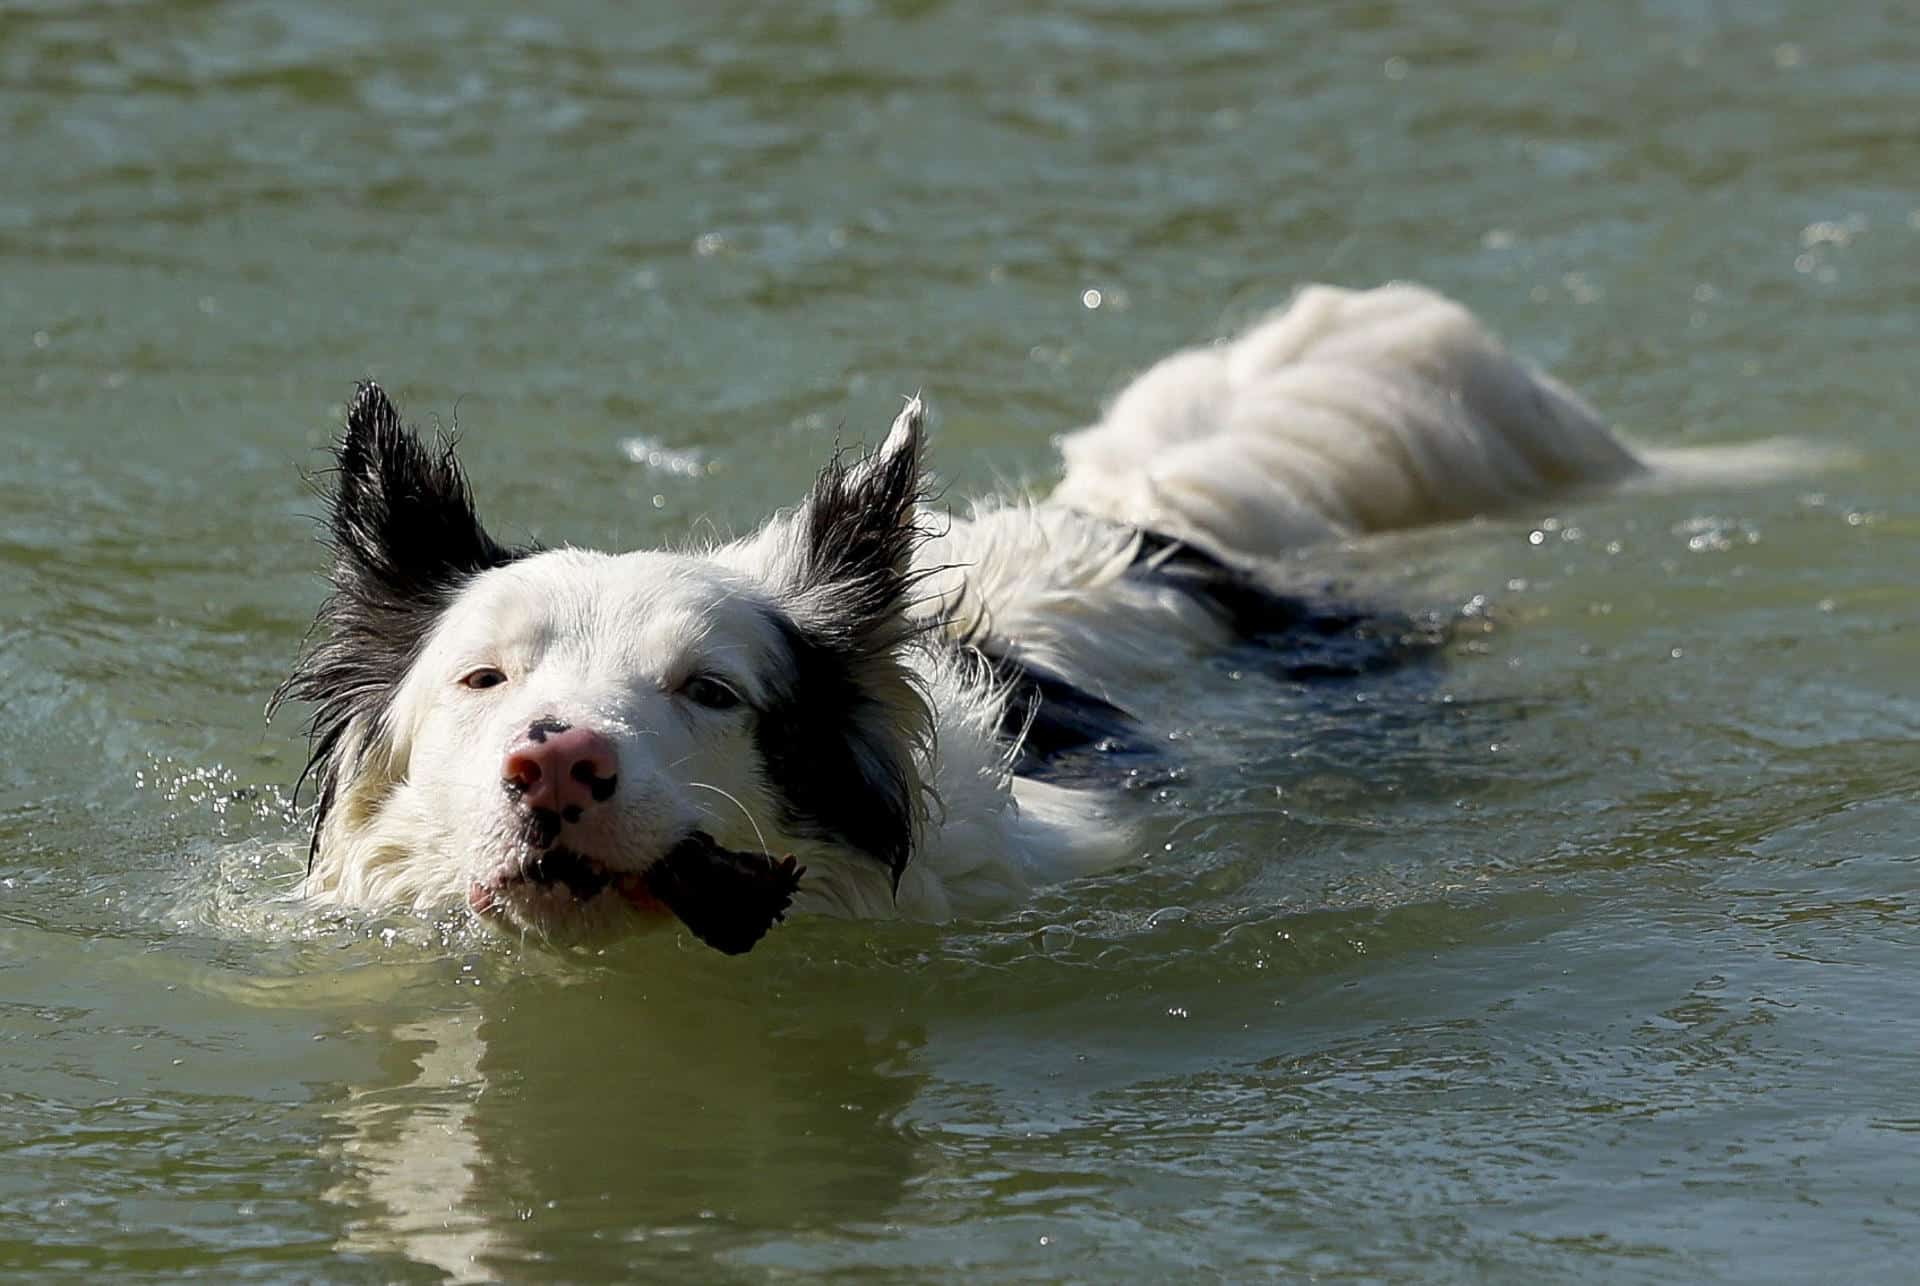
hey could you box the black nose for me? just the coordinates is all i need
[525,717,571,744]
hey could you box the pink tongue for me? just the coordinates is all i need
[467,883,496,915]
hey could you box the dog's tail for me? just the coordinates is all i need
[1049,283,1828,564]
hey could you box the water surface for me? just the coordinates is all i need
[3,0,1918,1279]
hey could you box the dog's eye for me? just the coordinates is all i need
[680,675,741,710]
[460,667,508,691]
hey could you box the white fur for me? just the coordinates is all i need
[1051,282,1645,561]
[304,282,1756,938]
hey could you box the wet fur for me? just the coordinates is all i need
[276,282,1706,945]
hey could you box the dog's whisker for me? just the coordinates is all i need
[686,780,771,855]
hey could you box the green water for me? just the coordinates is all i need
[4,0,1917,1280]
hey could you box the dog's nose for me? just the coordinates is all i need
[503,723,619,817]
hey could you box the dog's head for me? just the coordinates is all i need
[273,383,934,951]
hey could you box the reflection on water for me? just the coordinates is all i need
[330,971,928,1280]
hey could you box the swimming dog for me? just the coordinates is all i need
[274,283,1668,953]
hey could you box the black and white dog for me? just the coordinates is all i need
[275,283,1717,953]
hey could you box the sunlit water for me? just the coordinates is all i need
[4,1,1917,1279]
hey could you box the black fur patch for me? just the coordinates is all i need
[980,648,1157,782]
[755,414,935,888]
[270,382,532,866]
[1126,528,1449,679]
[971,525,1452,783]
[755,612,922,884]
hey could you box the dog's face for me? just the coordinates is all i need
[274,384,932,951]
[391,549,800,940]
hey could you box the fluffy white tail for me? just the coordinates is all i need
[1051,282,1805,563]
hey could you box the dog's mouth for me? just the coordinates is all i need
[470,832,805,956]
[468,844,646,913]
[520,845,623,900]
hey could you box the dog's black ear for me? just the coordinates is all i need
[272,382,530,863]
[755,398,935,889]
[785,394,928,643]
[327,381,522,604]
